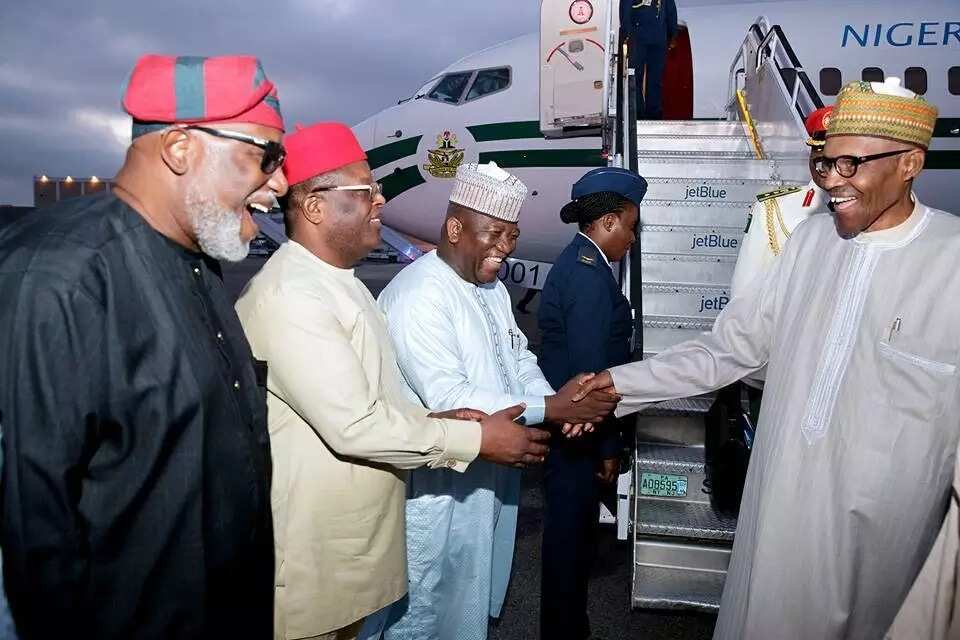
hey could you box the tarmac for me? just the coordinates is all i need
[223,254,717,640]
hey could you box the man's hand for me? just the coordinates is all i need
[572,370,616,402]
[597,457,619,484]
[546,374,620,424]
[429,408,487,422]
[478,404,551,468]
[560,422,594,438]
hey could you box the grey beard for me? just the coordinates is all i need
[186,187,250,262]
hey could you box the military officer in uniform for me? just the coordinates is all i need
[537,167,648,640]
[731,105,831,403]
[731,105,833,297]
[620,0,678,119]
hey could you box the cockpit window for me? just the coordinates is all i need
[466,67,511,102]
[427,72,473,104]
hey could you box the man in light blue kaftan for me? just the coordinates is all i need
[378,162,617,640]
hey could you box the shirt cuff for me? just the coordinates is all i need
[430,418,482,473]
[610,367,653,418]
[518,395,547,426]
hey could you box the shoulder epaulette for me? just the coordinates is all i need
[756,185,803,203]
[576,245,599,267]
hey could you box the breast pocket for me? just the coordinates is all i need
[877,336,957,422]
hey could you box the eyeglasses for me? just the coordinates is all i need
[184,125,286,174]
[311,182,384,202]
[811,149,911,179]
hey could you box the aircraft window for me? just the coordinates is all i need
[427,72,473,104]
[904,67,928,95]
[861,67,884,83]
[466,67,512,102]
[819,68,842,96]
[950,67,960,95]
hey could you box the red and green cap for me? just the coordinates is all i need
[122,55,284,138]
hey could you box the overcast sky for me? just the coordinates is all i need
[0,1,544,205]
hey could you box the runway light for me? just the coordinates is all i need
[64,176,74,183]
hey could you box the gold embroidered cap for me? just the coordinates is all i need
[826,77,938,149]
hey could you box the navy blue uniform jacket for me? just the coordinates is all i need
[620,0,678,45]
[538,233,634,458]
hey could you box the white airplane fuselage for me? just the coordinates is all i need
[353,0,959,267]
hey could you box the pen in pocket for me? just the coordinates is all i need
[887,317,902,342]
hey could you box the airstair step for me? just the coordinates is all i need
[642,321,716,358]
[642,177,793,204]
[635,135,754,155]
[642,396,715,417]
[641,225,743,257]
[635,499,737,542]
[640,254,735,288]
[636,443,707,474]
[632,563,725,612]
[635,120,747,137]
[640,200,753,229]
[641,282,731,322]
[636,158,779,181]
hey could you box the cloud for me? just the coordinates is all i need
[71,107,131,151]
[0,0,539,205]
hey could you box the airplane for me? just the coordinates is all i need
[351,0,960,288]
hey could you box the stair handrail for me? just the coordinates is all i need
[726,16,768,118]
[727,18,823,123]
[756,24,825,119]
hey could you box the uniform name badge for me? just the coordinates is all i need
[634,0,654,6]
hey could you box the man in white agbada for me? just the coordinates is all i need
[576,78,959,639]
[378,162,618,640]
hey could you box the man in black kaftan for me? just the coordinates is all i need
[0,54,289,639]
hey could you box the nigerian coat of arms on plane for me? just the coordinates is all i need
[424,130,465,178]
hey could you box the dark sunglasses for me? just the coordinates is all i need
[811,149,911,179]
[184,125,286,174]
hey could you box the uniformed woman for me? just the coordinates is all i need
[537,167,648,640]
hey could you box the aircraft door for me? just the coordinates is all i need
[540,0,617,137]
[662,23,693,119]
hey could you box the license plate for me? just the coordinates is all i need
[639,472,688,498]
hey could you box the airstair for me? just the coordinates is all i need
[539,1,824,612]
[626,116,778,612]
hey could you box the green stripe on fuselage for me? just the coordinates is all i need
[467,120,544,142]
[479,148,605,168]
[380,165,426,201]
[934,118,960,138]
[924,150,960,170]
[367,136,422,170]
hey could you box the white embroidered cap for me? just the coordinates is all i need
[449,162,528,223]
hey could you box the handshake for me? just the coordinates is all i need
[428,371,619,468]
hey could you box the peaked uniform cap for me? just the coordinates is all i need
[804,106,833,148]
[560,167,648,224]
